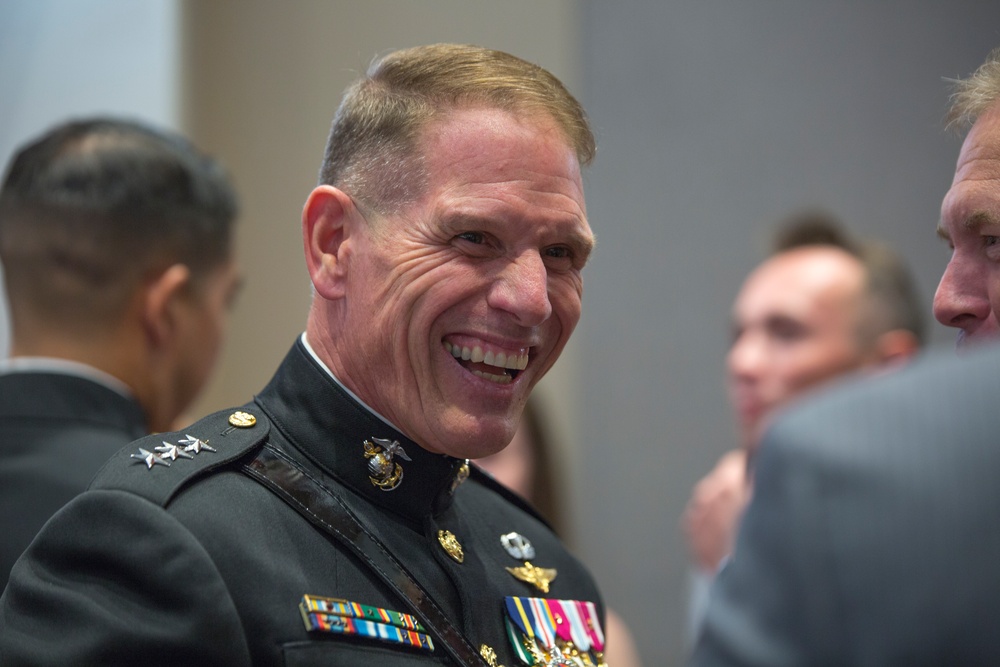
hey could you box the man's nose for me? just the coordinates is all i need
[727,333,763,380]
[487,251,552,326]
[933,257,991,329]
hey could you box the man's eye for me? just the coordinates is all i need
[985,235,1000,247]
[545,246,571,259]
[457,231,485,244]
[767,319,806,341]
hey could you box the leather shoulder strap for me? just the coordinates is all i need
[242,444,486,667]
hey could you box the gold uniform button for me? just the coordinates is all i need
[228,411,257,428]
[437,529,464,563]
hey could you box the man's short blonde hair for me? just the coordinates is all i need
[318,43,595,214]
[947,46,1000,130]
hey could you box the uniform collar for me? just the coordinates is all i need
[0,356,134,400]
[0,370,147,438]
[254,339,468,523]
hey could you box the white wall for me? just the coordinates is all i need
[0,0,180,357]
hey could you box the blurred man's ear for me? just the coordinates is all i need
[302,185,360,301]
[141,263,192,347]
[874,329,922,367]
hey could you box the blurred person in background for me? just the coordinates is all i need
[682,213,925,635]
[0,117,240,590]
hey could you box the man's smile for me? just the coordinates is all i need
[443,339,529,384]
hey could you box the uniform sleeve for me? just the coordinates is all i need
[1,489,252,666]
[688,420,840,667]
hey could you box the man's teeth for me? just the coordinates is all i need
[443,341,529,370]
[472,369,513,384]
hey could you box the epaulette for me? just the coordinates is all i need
[89,406,270,507]
[468,464,553,532]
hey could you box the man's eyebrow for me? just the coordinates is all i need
[964,210,1000,231]
[937,210,1000,240]
[571,231,597,262]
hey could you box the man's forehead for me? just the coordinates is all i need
[416,109,588,215]
[952,103,1000,183]
[940,158,1000,239]
[756,247,862,285]
[738,248,864,311]
[420,107,578,169]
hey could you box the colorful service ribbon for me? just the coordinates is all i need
[299,595,434,652]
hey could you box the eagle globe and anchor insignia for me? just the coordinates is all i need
[363,437,411,491]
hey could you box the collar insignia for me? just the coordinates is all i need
[364,437,411,491]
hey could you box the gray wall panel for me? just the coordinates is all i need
[577,2,1000,663]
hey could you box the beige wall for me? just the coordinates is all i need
[179,0,585,485]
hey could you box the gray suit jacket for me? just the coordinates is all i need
[690,344,1000,666]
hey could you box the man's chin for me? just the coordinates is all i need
[420,415,516,459]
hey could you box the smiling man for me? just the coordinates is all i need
[1,45,606,667]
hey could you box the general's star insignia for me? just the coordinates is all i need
[155,441,194,461]
[505,561,557,593]
[179,434,216,454]
[131,447,170,469]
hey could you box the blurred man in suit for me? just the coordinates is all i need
[0,118,241,589]
[690,46,1000,665]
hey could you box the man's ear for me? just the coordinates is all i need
[874,329,922,367]
[303,185,360,300]
[142,263,192,347]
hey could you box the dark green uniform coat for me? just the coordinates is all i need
[1,340,604,666]
[0,371,146,591]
